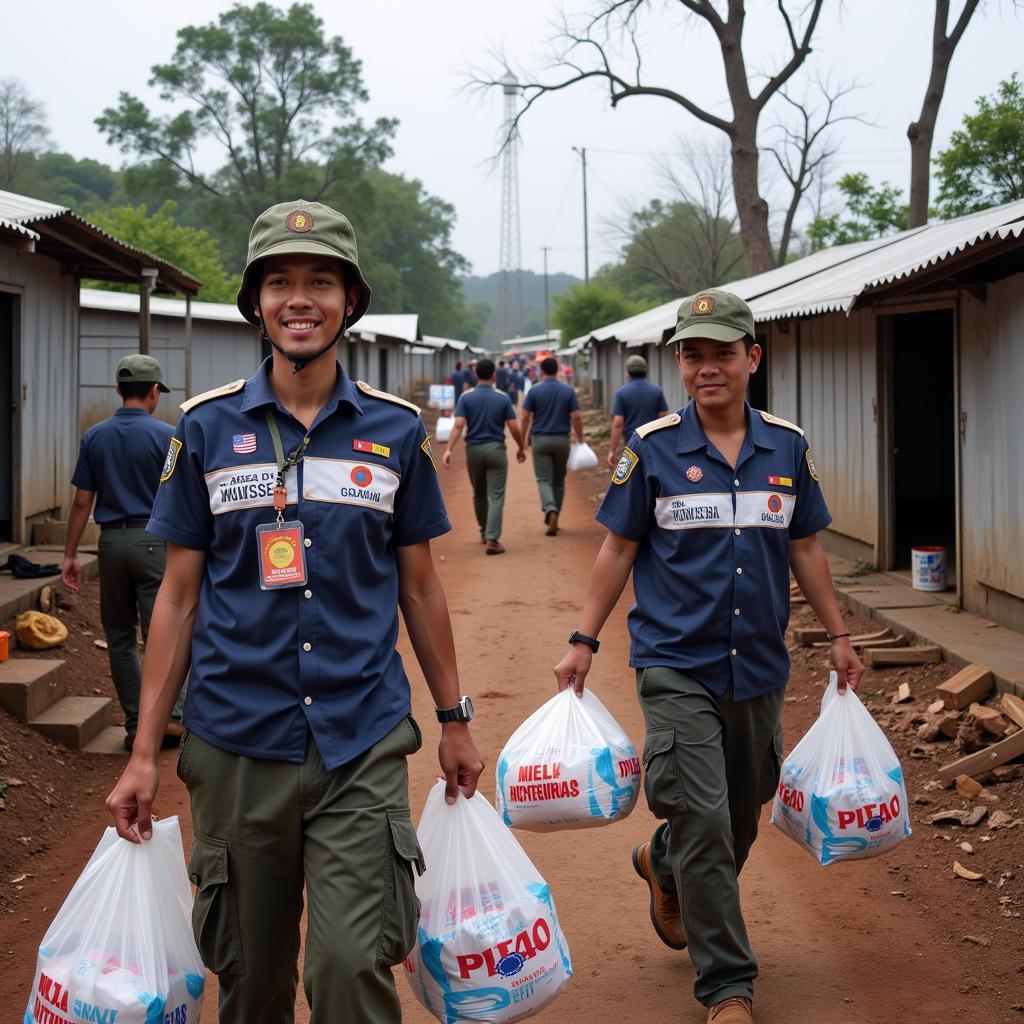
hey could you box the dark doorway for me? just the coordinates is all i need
[889,310,955,574]
[749,330,770,411]
[378,347,389,392]
[0,292,16,542]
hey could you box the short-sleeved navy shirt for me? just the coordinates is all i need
[450,369,465,395]
[71,408,175,523]
[596,403,831,701]
[522,378,580,435]
[148,359,451,770]
[455,384,516,445]
[496,366,510,391]
[612,378,669,438]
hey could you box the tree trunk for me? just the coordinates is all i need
[730,125,776,276]
[907,117,938,228]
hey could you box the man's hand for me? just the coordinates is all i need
[554,644,593,696]
[442,449,453,470]
[105,756,160,843]
[606,449,618,469]
[831,638,865,693]
[438,723,484,804]
[516,447,527,464]
[61,556,82,593]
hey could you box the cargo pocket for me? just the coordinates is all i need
[756,725,784,805]
[188,833,244,975]
[377,810,425,967]
[175,728,192,784]
[642,727,686,819]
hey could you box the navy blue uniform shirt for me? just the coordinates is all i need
[496,366,510,391]
[612,378,668,437]
[455,384,516,445]
[522,378,580,435]
[71,408,175,523]
[597,403,831,700]
[450,369,465,396]
[148,359,451,770]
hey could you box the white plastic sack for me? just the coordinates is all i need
[24,817,205,1024]
[435,416,455,443]
[496,687,640,832]
[403,782,572,1023]
[566,442,598,471]
[770,672,911,866]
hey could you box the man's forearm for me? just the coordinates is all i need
[64,493,94,559]
[790,539,847,634]
[571,412,584,442]
[400,575,461,709]
[609,420,623,455]
[578,534,639,637]
[508,421,525,448]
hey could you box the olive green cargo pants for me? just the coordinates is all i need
[178,717,425,1024]
[530,433,571,515]
[637,667,784,1007]
[465,441,509,542]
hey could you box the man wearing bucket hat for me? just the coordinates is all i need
[554,288,863,1024]
[105,200,483,1023]
[606,354,668,469]
[62,354,181,750]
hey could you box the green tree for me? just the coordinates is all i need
[0,78,49,191]
[934,74,1024,218]
[807,173,908,250]
[552,283,640,345]
[86,201,238,302]
[27,152,119,210]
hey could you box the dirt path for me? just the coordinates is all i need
[2,439,1020,1023]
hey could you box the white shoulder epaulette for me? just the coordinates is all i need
[356,380,421,416]
[636,412,681,439]
[180,378,246,413]
[759,410,805,437]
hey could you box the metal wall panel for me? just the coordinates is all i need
[766,323,798,422]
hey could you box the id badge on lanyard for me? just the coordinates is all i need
[257,410,310,591]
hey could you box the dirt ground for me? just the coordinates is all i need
[2,407,1022,1023]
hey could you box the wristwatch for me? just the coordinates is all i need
[568,629,600,654]
[435,695,474,723]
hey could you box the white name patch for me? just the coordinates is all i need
[735,491,796,530]
[655,493,732,530]
[206,463,297,515]
[302,457,400,513]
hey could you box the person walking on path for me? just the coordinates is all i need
[105,200,483,1024]
[519,356,583,536]
[553,289,864,1024]
[607,354,668,469]
[442,358,526,555]
[61,355,182,751]
[450,360,467,405]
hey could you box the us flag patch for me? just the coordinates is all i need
[232,432,258,454]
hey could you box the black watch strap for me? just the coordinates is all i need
[568,629,599,654]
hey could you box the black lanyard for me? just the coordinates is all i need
[265,409,310,524]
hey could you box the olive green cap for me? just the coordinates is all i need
[116,354,170,393]
[236,200,372,328]
[625,354,648,374]
[667,288,755,345]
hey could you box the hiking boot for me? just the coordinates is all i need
[485,540,506,555]
[631,842,686,949]
[707,997,753,1023]
[544,510,559,536]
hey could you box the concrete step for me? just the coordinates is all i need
[82,725,129,756]
[0,659,66,721]
[32,520,100,547]
[29,695,111,749]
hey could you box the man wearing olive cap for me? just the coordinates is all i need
[556,289,862,1024]
[606,354,668,469]
[106,200,483,1023]
[62,354,180,750]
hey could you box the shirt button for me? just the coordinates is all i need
[302,642,312,652]
[734,528,741,536]
[731,648,738,657]
[304,538,312,548]
[303,696,312,706]
[304,590,312,599]
[736,567,743,575]
[734,608,741,616]
[304,436,311,445]
[734,479,740,487]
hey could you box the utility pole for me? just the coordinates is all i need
[498,73,524,341]
[572,146,589,285]
[541,246,551,339]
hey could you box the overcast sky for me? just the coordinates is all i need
[6,1,1022,278]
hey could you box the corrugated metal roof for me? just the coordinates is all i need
[348,314,419,343]
[0,190,67,224]
[80,287,245,323]
[0,217,40,240]
[500,330,561,347]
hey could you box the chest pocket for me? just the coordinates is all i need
[302,456,400,514]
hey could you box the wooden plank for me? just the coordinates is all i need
[795,627,828,645]
[864,645,942,667]
[938,728,1024,783]
[811,628,895,649]
[1001,693,1024,731]
[937,665,993,710]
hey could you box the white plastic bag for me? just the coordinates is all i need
[24,817,205,1024]
[435,416,455,443]
[770,672,911,866]
[566,442,598,471]
[496,687,640,832]
[402,782,572,1023]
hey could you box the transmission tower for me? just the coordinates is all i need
[497,73,523,342]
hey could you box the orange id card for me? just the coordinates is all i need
[256,521,308,589]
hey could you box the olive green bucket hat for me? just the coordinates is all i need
[236,200,372,328]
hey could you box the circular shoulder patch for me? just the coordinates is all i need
[805,448,820,482]
[691,294,715,315]
[285,209,314,233]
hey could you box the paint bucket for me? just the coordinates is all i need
[0,630,8,662]
[911,546,947,592]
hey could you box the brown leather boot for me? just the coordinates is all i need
[707,997,753,1023]
[631,842,686,949]
[544,510,559,535]
[485,540,506,555]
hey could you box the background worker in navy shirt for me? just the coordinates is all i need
[607,353,668,469]
[553,290,864,1024]
[450,360,466,403]
[61,354,180,750]
[105,200,483,1024]
[442,358,526,555]
[519,356,583,536]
